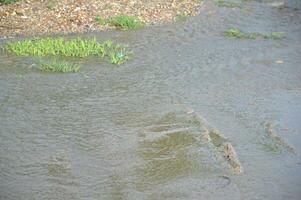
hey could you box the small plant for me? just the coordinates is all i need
[264,32,286,39]
[37,59,80,73]
[95,16,106,25]
[106,15,144,30]
[0,0,19,4]
[225,28,256,39]
[47,0,55,10]
[103,4,113,10]
[109,52,129,65]
[215,0,241,8]
[95,15,144,30]
[225,28,285,40]
[174,13,188,22]
[104,41,130,64]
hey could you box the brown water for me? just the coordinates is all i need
[1,0,301,199]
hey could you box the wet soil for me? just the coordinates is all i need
[0,0,301,199]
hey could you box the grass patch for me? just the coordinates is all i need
[225,28,285,40]
[5,37,131,65]
[264,32,286,39]
[95,16,106,25]
[225,28,256,39]
[46,0,56,10]
[106,15,144,30]
[174,13,189,22]
[104,41,131,65]
[37,59,80,73]
[0,0,19,4]
[95,15,144,30]
[5,38,105,57]
[215,0,241,8]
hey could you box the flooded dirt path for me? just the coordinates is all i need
[1,0,301,199]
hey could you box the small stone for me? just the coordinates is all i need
[0,11,9,18]
[15,8,25,16]
[74,7,81,12]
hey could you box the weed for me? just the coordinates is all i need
[106,15,144,30]
[264,32,286,39]
[215,0,241,8]
[103,4,113,10]
[95,14,144,30]
[109,47,130,65]
[37,59,80,73]
[225,28,256,39]
[109,52,129,65]
[225,28,285,40]
[95,16,106,25]
[0,0,18,4]
[174,13,188,22]
[103,41,130,64]
[47,0,55,10]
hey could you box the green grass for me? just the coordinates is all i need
[215,0,241,8]
[225,28,256,39]
[0,0,19,4]
[264,32,286,39]
[47,0,55,10]
[103,40,131,64]
[174,13,189,22]
[106,15,144,30]
[5,38,105,57]
[95,16,106,25]
[95,15,144,30]
[5,37,131,65]
[37,59,80,73]
[225,28,285,40]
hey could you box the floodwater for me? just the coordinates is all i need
[1,0,301,199]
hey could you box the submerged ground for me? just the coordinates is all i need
[1,0,301,199]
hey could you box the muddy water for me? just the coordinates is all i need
[1,0,301,199]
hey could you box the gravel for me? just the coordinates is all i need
[0,0,202,38]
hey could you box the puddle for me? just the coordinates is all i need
[1,0,301,199]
